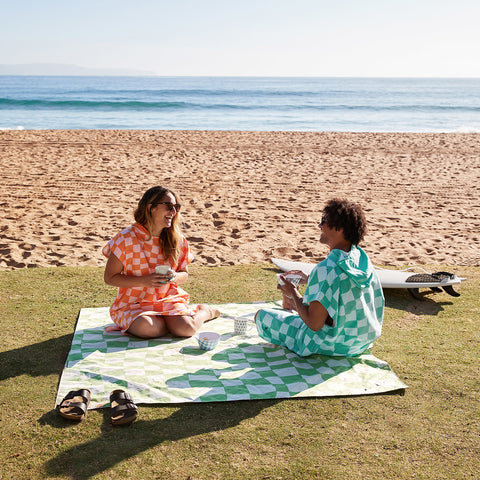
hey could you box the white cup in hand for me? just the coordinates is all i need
[277,273,302,287]
[155,265,170,274]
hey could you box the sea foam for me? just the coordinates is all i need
[0,126,25,131]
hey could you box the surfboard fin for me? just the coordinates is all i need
[406,271,461,300]
[407,288,424,301]
[431,272,461,297]
[408,285,461,300]
[442,285,461,297]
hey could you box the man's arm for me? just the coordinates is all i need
[278,273,331,331]
[290,291,330,332]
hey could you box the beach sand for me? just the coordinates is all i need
[1,130,479,271]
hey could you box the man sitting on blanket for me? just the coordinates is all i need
[255,198,384,357]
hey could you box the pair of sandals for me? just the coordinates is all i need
[58,388,138,426]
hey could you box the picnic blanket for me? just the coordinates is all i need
[55,302,407,409]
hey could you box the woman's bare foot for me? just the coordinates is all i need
[196,304,221,322]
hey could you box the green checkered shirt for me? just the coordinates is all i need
[302,246,384,356]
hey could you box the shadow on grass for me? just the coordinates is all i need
[42,400,276,479]
[0,334,73,381]
[383,288,454,315]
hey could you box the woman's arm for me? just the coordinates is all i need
[169,268,188,285]
[104,254,175,289]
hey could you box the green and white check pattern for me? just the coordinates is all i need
[56,303,406,409]
[302,248,384,356]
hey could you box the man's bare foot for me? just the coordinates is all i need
[196,304,221,322]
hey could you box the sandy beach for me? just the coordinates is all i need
[1,130,479,271]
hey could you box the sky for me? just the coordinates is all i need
[2,0,480,77]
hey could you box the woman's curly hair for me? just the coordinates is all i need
[322,198,367,245]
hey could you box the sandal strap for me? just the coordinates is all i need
[111,402,138,416]
[59,400,88,415]
[110,390,134,404]
[63,388,91,404]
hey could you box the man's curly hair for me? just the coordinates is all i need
[322,198,367,246]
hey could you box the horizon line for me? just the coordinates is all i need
[1,73,480,79]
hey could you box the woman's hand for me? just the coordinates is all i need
[152,268,187,286]
[155,269,174,284]
[149,272,172,287]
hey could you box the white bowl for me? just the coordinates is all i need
[196,332,220,351]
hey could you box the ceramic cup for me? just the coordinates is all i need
[234,317,254,335]
[155,265,171,274]
[276,273,302,287]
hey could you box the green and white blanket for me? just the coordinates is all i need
[56,303,406,409]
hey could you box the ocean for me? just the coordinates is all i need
[0,76,479,132]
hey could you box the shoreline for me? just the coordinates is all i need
[1,130,479,270]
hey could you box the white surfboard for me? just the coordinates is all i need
[271,258,466,299]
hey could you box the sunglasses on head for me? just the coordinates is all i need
[156,202,181,212]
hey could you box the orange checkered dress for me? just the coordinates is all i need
[102,223,195,332]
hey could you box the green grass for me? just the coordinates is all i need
[0,264,479,480]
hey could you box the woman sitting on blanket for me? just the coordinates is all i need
[103,186,220,339]
[255,198,384,357]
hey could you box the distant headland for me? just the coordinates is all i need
[0,63,157,76]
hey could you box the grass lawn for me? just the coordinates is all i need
[0,264,479,480]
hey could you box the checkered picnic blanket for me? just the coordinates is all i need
[55,303,406,409]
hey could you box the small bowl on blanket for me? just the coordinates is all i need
[196,332,220,351]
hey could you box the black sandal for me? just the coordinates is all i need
[110,390,138,426]
[58,389,91,421]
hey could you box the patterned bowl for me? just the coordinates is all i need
[196,332,220,351]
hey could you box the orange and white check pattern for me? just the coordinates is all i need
[102,223,195,332]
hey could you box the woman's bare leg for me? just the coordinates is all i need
[165,304,221,337]
[126,314,168,339]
